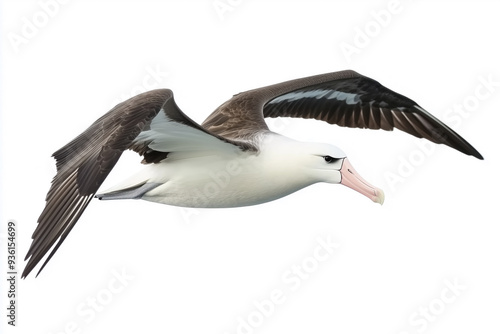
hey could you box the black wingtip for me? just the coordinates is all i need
[21,265,32,279]
[21,254,38,279]
[455,144,483,160]
[460,142,483,160]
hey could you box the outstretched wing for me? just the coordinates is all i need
[23,89,237,278]
[202,70,483,159]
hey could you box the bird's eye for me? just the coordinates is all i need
[323,155,339,164]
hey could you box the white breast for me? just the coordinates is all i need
[140,135,317,208]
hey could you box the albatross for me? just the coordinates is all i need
[22,70,483,278]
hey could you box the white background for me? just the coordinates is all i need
[1,1,499,333]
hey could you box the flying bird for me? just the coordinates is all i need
[22,70,483,278]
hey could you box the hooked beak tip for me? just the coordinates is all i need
[373,188,385,205]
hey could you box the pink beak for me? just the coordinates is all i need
[340,158,385,205]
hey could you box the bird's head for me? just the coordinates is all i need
[302,142,385,205]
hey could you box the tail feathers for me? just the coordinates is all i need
[96,182,161,200]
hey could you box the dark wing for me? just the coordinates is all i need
[23,89,218,278]
[202,70,483,159]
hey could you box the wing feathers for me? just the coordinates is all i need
[203,70,482,159]
[23,89,175,278]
